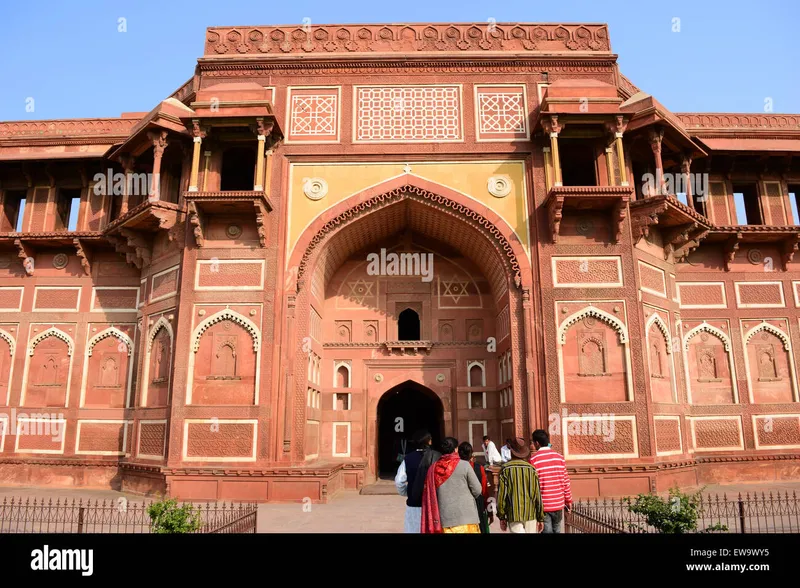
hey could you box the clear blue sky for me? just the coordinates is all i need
[0,0,798,121]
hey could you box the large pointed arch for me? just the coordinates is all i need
[283,175,539,465]
[87,327,134,357]
[558,306,629,345]
[287,174,532,297]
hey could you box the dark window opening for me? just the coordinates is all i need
[789,185,800,226]
[632,160,649,199]
[2,190,27,232]
[732,183,762,225]
[691,191,706,216]
[220,146,257,191]
[398,308,420,341]
[56,188,81,231]
[559,140,597,187]
[470,392,484,408]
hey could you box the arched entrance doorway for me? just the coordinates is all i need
[376,381,443,477]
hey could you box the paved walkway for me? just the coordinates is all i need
[1,479,799,533]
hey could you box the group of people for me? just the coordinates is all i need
[394,428,572,534]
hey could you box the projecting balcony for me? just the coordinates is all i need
[182,190,271,248]
[545,185,633,244]
[704,225,800,271]
[630,194,712,261]
[105,198,182,234]
[383,341,434,355]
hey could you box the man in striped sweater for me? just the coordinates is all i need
[529,429,573,533]
[496,438,544,533]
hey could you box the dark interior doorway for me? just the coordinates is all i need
[220,146,257,191]
[398,308,421,341]
[377,381,443,478]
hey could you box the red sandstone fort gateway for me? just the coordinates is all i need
[0,22,799,502]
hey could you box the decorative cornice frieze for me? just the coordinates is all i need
[203,23,611,57]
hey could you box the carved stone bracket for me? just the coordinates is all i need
[254,200,267,248]
[631,202,668,244]
[612,198,628,244]
[73,238,91,276]
[663,222,696,261]
[188,201,205,248]
[677,228,709,262]
[118,228,152,268]
[723,233,743,272]
[547,194,565,244]
[782,234,800,270]
[541,114,563,136]
[106,234,139,269]
[14,239,34,276]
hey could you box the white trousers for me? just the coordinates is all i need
[509,520,538,533]
[404,506,422,533]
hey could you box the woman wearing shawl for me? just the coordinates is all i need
[420,437,483,533]
[458,441,492,534]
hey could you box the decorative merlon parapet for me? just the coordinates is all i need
[203,23,611,57]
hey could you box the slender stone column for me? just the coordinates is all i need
[118,154,135,215]
[188,120,205,192]
[542,115,563,187]
[648,126,665,194]
[147,130,168,200]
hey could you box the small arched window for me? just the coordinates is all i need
[398,308,421,341]
[336,364,350,388]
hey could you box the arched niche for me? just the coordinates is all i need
[21,327,75,408]
[80,326,135,408]
[682,322,738,404]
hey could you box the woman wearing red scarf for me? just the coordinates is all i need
[420,437,483,533]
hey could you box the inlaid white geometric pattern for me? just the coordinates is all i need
[355,86,462,142]
[479,93,525,134]
[475,85,528,141]
[291,96,336,135]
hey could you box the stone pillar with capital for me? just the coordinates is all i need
[681,152,694,206]
[254,118,274,192]
[541,115,563,187]
[188,120,206,192]
[648,127,666,195]
[118,154,136,216]
[147,130,169,200]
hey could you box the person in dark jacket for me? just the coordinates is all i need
[395,429,441,532]
[458,441,492,533]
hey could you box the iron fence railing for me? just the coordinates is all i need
[565,491,800,534]
[0,497,258,534]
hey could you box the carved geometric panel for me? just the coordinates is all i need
[688,416,744,452]
[286,87,340,143]
[150,266,180,302]
[677,282,727,309]
[752,415,800,450]
[474,85,528,141]
[195,260,264,290]
[562,415,638,459]
[138,420,167,459]
[33,287,81,311]
[654,416,683,456]
[354,85,462,142]
[0,287,23,311]
[14,417,67,454]
[183,419,257,461]
[91,287,139,312]
[638,261,667,298]
[735,281,785,309]
[552,256,623,288]
[75,420,129,456]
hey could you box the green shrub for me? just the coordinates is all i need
[147,498,203,534]
[623,486,728,534]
